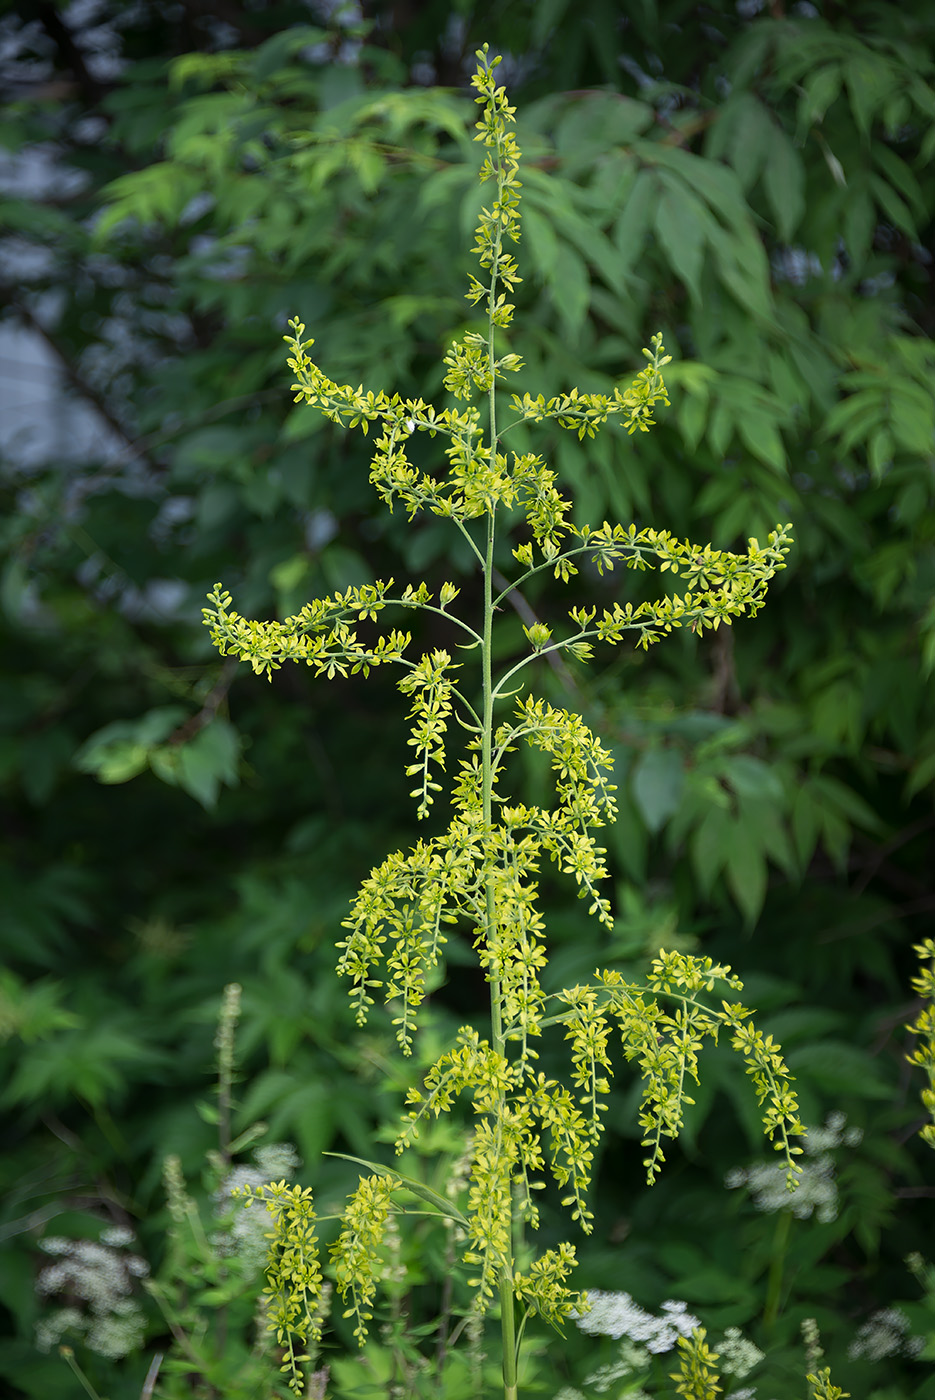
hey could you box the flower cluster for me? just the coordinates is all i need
[217,1142,302,1268]
[561,1305,764,1400]
[670,1328,722,1400]
[574,1291,700,1351]
[725,1111,859,1221]
[596,957,803,1187]
[847,1307,923,1362]
[35,1225,149,1360]
[717,1326,764,1379]
[233,1179,324,1392]
[907,937,935,1148]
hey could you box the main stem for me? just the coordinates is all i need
[481,219,518,1400]
[763,1207,792,1331]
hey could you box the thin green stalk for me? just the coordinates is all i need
[764,1208,792,1330]
[58,1349,104,1400]
[482,496,518,1400]
[478,152,520,1396]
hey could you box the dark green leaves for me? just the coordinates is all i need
[631,748,685,833]
[75,710,241,809]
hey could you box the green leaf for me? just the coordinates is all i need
[0,196,77,239]
[872,143,926,220]
[631,748,685,834]
[690,805,731,895]
[707,399,734,460]
[190,720,240,788]
[787,1041,891,1099]
[0,970,82,1044]
[237,1072,336,1165]
[736,410,787,474]
[638,143,751,229]
[551,197,627,293]
[654,179,707,307]
[810,773,884,834]
[906,748,935,802]
[844,53,894,140]
[553,91,653,157]
[524,205,560,279]
[2,1024,161,1108]
[721,754,784,804]
[271,553,312,595]
[74,708,187,785]
[761,1006,844,1045]
[726,93,774,191]
[248,26,327,85]
[173,426,251,480]
[148,746,182,787]
[798,64,843,128]
[531,0,572,46]
[724,817,767,926]
[870,173,917,238]
[94,162,202,239]
[548,241,590,339]
[705,223,773,321]
[677,390,708,453]
[324,1153,470,1228]
[174,723,240,810]
[843,185,876,268]
[890,386,934,454]
[824,390,885,454]
[613,169,659,275]
[762,125,805,241]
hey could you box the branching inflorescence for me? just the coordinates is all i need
[207,46,801,1399]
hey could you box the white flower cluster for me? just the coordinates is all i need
[726,1111,861,1223]
[574,1291,699,1352]
[444,1132,474,1242]
[582,1337,653,1394]
[718,1325,764,1378]
[216,1141,301,1268]
[35,1227,149,1359]
[848,1307,924,1362]
[564,1297,766,1400]
[805,1111,863,1153]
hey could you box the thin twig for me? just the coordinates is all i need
[491,567,580,696]
[167,657,240,745]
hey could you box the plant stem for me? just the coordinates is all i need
[764,1208,792,1331]
[479,143,520,1392]
[58,1349,104,1400]
[482,503,518,1398]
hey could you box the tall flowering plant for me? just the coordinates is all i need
[204,47,804,1400]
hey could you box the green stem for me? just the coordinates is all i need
[763,1208,792,1330]
[491,538,665,609]
[450,510,488,571]
[398,598,485,644]
[58,1350,104,1400]
[490,632,589,700]
[481,504,518,1396]
[478,129,520,1399]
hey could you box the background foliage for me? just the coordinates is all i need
[1,1,934,1396]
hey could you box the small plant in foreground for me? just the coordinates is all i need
[33,983,315,1400]
[204,46,809,1400]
